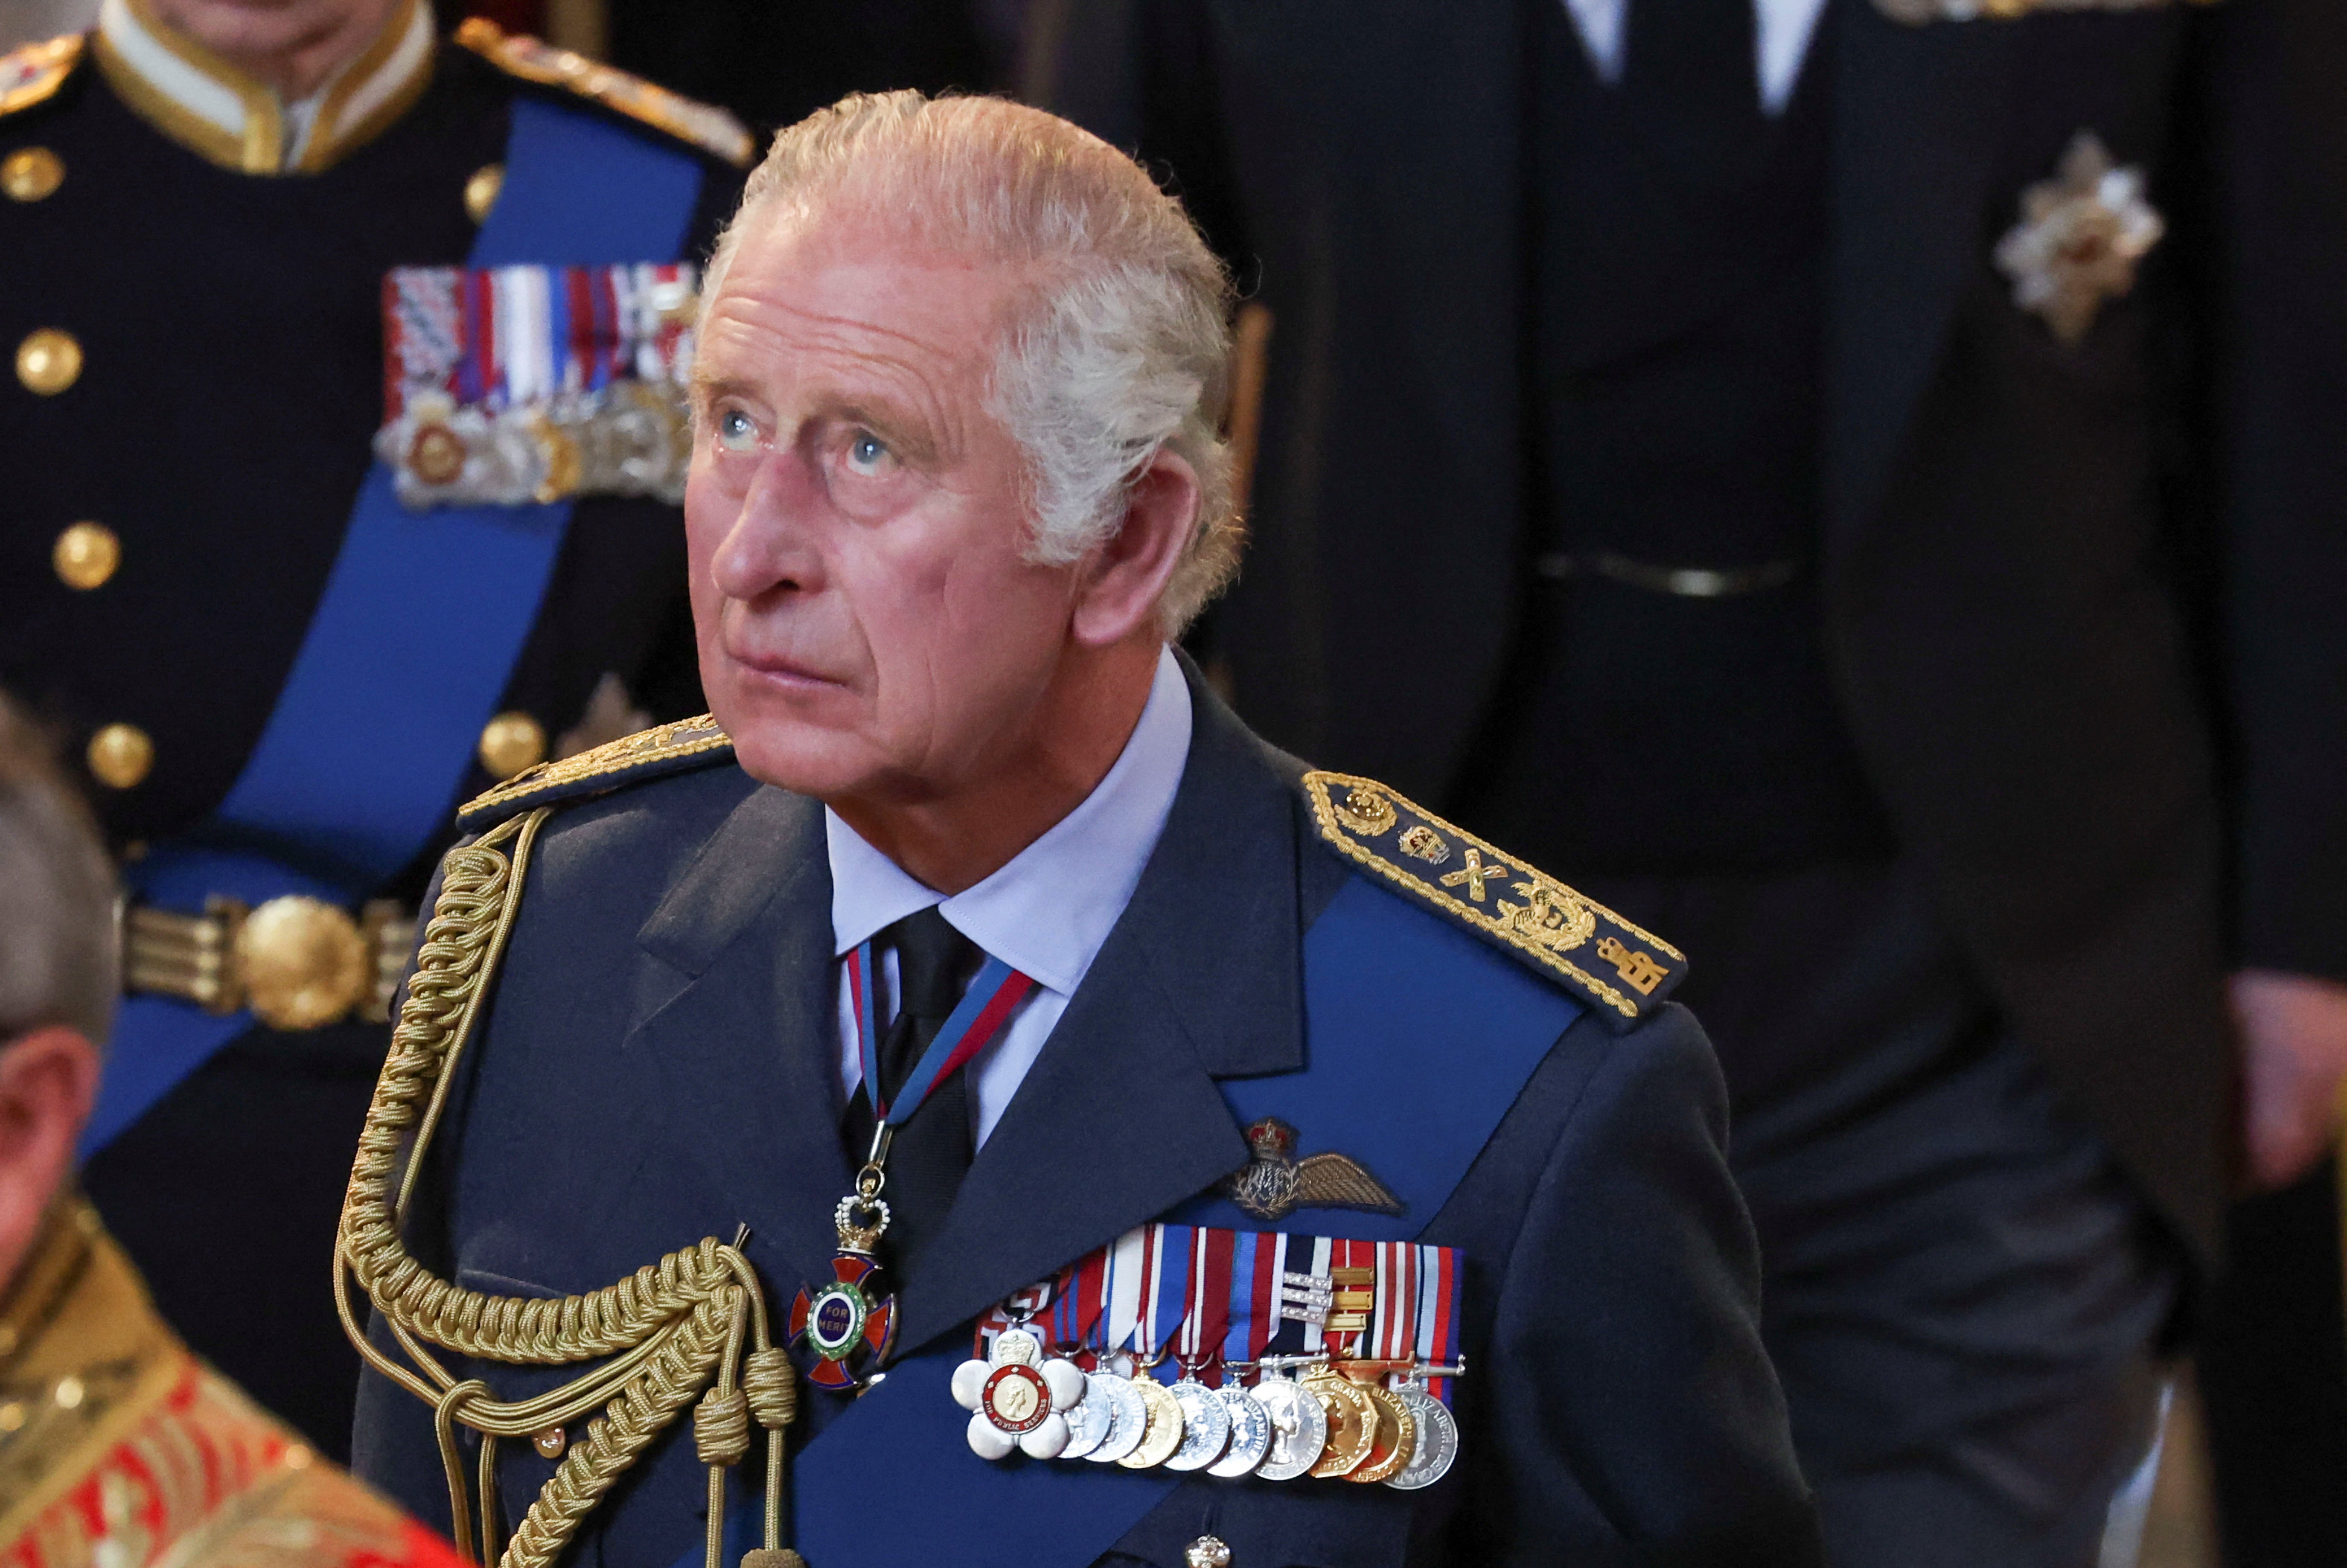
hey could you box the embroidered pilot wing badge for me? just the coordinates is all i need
[1223,1118,1403,1223]
[1995,132,2165,346]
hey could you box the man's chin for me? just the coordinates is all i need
[711,699,868,800]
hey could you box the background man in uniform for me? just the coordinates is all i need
[0,0,745,1455]
[346,91,1822,1566]
[1037,2,2347,1564]
[0,692,468,1568]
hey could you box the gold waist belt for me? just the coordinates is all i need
[123,895,416,1032]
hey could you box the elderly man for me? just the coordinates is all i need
[1,0,748,1451]
[0,693,468,1568]
[344,93,1819,1567]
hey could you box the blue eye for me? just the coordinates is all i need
[847,433,889,474]
[716,409,756,451]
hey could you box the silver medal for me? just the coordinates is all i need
[1205,1382,1273,1478]
[1163,1376,1232,1472]
[1250,1370,1328,1482]
[1382,1382,1459,1490]
[991,1327,1044,1367]
[1059,1371,1113,1459]
[1083,1373,1150,1464]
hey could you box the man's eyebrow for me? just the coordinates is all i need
[687,370,757,407]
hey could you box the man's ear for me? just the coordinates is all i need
[1070,447,1200,648]
[0,1027,101,1291]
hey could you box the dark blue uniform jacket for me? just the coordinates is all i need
[351,669,1822,1567]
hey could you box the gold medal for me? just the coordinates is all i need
[1302,1367,1376,1478]
[1119,1374,1188,1470]
[1344,1379,1418,1484]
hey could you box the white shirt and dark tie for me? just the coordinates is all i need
[822,646,1194,1252]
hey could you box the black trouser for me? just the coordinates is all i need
[1580,861,2179,1568]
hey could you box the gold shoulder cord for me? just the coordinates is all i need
[334,809,802,1568]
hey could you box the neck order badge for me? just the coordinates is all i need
[789,940,1034,1390]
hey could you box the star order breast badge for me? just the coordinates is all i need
[1994,131,2166,346]
[1222,1118,1403,1222]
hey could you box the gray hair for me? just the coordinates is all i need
[0,695,118,1047]
[702,92,1243,635]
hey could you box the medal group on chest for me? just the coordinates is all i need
[953,1226,1462,1490]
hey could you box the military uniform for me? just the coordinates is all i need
[0,0,745,1457]
[344,661,1823,1567]
[1,1200,466,1568]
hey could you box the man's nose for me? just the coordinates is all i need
[709,445,828,602]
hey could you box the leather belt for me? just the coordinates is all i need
[1535,550,1801,598]
[122,895,415,1032]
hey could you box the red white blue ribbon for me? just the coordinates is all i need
[382,262,697,419]
[847,938,1034,1129]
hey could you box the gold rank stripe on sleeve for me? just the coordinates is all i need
[454,714,734,830]
[1301,771,1686,1021]
[0,34,85,118]
[452,19,755,168]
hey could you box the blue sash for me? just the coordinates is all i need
[82,99,704,1160]
[689,876,1582,1566]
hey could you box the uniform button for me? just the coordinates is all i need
[464,162,504,224]
[52,521,119,589]
[533,1425,566,1459]
[478,710,547,780]
[87,723,153,789]
[1185,1538,1231,1568]
[16,328,81,395]
[2,146,63,202]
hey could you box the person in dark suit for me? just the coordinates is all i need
[1033,1,2347,1564]
[0,0,746,1456]
[341,90,1823,1567]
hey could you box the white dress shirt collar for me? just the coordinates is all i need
[827,645,1194,997]
[1561,0,1829,115]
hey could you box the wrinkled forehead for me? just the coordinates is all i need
[698,205,1036,387]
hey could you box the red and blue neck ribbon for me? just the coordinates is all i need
[846,936,1035,1127]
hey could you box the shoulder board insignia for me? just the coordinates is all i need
[457,714,735,831]
[0,33,84,118]
[454,19,754,167]
[1302,770,1686,1022]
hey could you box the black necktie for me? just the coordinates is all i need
[1621,0,1769,192]
[841,906,981,1265]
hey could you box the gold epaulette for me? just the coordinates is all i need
[456,714,735,831]
[1302,771,1687,1023]
[454,19,754,168]
[0,33,84,118]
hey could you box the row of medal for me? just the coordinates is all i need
[377,262,700,507]
[950,1226,1462,1491]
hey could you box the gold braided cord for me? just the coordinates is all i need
[333,808,796,1568]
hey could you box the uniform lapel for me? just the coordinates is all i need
[625,784,850,1302]
[1822,0,2018,544]
[890,675,1310,1355]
